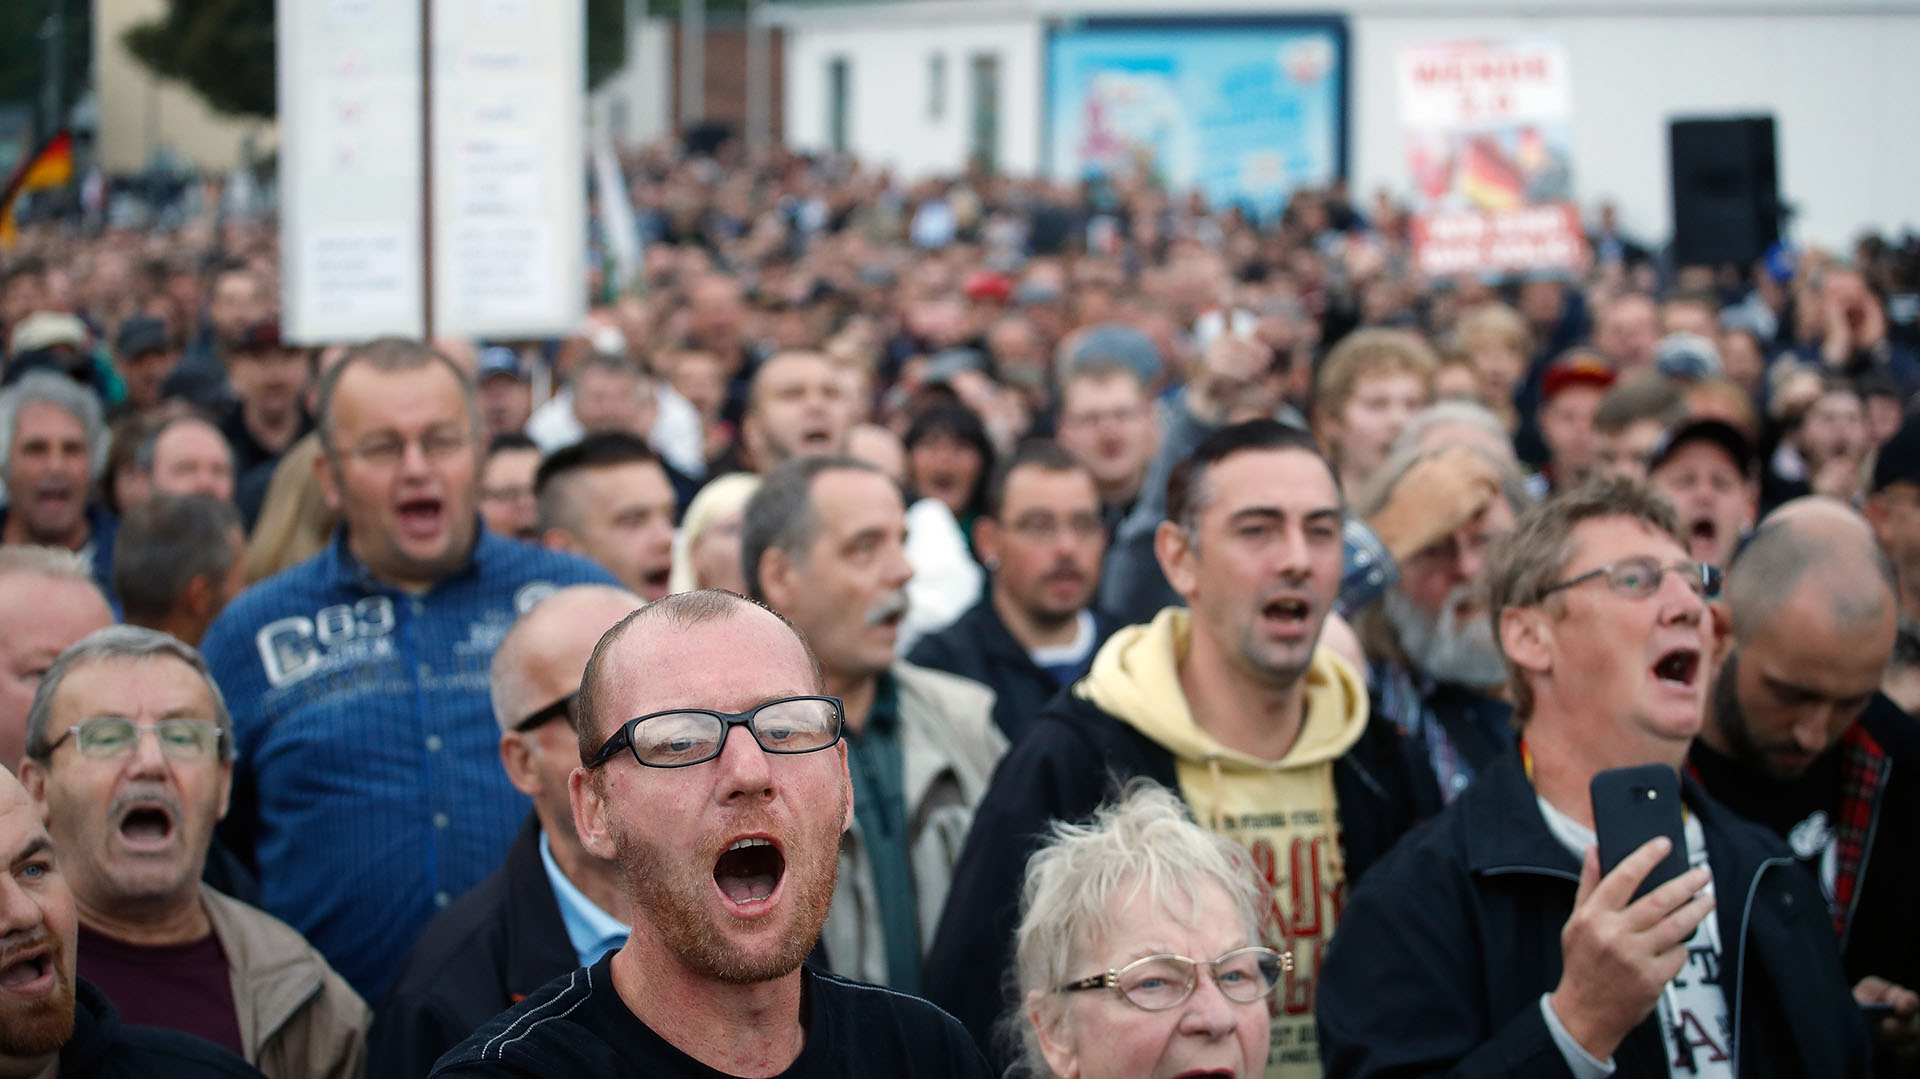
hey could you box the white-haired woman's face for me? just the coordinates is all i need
[1029,882,1272,1079]
[690,508,746,595]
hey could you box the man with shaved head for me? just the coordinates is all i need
[373,585,641,1079]
[1695,497,1920,1063]
[734,351,850,475]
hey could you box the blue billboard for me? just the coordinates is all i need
[1045,18,1348,213]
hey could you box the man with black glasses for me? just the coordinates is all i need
[1319,479,1873,1078]
[16,626,366,1079]
[373,585,640,1079]
[432,590,990,1078]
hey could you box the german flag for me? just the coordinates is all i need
[0,131,76,248]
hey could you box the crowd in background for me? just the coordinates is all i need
[1,137,1918,1078]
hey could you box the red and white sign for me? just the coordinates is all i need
[1398,40,1586,277]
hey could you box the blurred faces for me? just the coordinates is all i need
[1163,449,1343,687]
[1538,385,1604,484]
[1385,496,1516,688]
[120,348,181,415]
[478,375,532,441]
[1596,294,1659,373]
[979,465,1106,632]
[1595,419,1668,483]
[227,346,309,422]
[689,509,748,595]
[572,365,657,440]
[845,423,907,488]
[1032,882,1270,1079]
[0,770,77,1063]
[207,270,267,340]
[1648,442,1754,569]
[1324,372,1428,490]
[1057,372,1156,505]
[20,656,231,921]
[319,359,481,593]
[0,574,113,773]
[4,402,92,548]
[760,469,912,685]
[478,445,541,542]
[1714,581,1893,780]
[544,461,678,602]
[571,605,850,984]
[744,353,848,470]
[1868,482,1920,620]
[148,419,234,504]
[907,431,984,516]
[1796,390,1866,473]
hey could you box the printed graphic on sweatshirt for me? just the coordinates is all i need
[1220,807,1344,1079]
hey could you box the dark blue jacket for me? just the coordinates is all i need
[906,598,1116,743]
[1317,750,1875,1078]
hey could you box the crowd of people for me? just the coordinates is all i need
[0,139,1918,1078]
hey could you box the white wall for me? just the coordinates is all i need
[774,1,1045,178]
[770,0,1920,250]
[590,15,674,147]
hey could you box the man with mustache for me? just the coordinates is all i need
[741,456,1004,992]
[927,421,1431,1074]
[0,765,261,1078]
[909,441,1117,742]
[1694,499,1920,1068]
[431,590,991,1077]
[0,372,119,602]
[16,627,366,1078]
[1355,443,1531,802]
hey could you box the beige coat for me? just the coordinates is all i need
[201,884,369,1079]
[821,661,1007,988]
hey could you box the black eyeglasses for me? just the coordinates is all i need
[514,693,574,734]
[1539,556,1723,603]
[585,695,846,769]
[1057,946,1290,1011]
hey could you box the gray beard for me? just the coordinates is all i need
[1384,585,1509,689]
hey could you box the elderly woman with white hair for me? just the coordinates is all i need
[1014,783,1288,1079]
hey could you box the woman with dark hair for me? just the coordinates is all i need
[904,401,995,534]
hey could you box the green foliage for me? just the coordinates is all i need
[121,0,626,123]
[0,0,94,136]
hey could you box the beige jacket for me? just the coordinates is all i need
[201,884,369,1079]
[821,661,1006,988]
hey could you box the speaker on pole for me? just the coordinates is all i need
[1668,115,1780,267]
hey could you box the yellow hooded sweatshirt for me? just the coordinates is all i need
[1077,607,1369,1079]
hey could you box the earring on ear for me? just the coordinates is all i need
[984,556,999,572]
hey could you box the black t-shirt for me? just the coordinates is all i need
[430,954,992,1078]
[1690,738,1843,888]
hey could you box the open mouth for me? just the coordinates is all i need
[396,497,446,540]
[1172,1071,1235,1079]
[1262,596,1312,628]
[116,804,176,852]
[713,836,785,911]
[1651,647,1701,690]
[1688,516,1718,555]
[0,947,54,997]
[640,563,672,598]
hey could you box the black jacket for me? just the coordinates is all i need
[906,598,1117,742]
[369,816,578,1079]
[62,977,263,1079]
[923,684,1435,1065]
[1317,750,1875,1078]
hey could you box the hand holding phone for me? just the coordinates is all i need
[1591,765,1690,901]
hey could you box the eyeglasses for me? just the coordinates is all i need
[1057,946,1290,1011]
[514,693,573,734]
[1539,556,1724,603]
[480,484,534,505]
[344,428,473,468]
[1006,511,1104,542]
[585,695,845,769]
[47,717,223,762]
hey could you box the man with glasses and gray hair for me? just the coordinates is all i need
[15,626,367,1079]
[431,590,989,1077]
[1318,478,1873,1078]
[374,584,640,1079]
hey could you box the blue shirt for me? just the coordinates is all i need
[537,831,628,969]
[199,525,616,1001]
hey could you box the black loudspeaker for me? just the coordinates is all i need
[1668,116,1780,267]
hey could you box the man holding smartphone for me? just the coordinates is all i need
[1318,478,1872,1078]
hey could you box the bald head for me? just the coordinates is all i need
[1729,498,1894,646]
[490,585,643,734]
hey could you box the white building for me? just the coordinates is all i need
[766,0,1920,249]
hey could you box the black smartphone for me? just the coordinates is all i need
[1860,1001,1898,1021]
[1590,764,1690,901]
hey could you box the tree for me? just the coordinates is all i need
[124,0,627,123]
[0,0,93,137]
